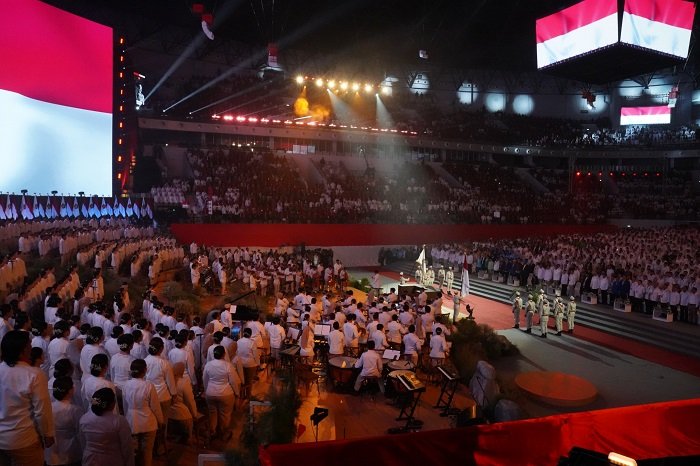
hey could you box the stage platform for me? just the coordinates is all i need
[515,371,597,407]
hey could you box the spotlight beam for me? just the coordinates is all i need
[145,0,244,102]
[216,88,286,115]
[163,0,370,112]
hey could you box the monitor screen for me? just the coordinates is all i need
[620,0,694,58]
[536,0,618,69]
[0,0,113,196]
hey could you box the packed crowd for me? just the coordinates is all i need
[0,237,455,466]
[426,227,700,323]
[152,146,700,224]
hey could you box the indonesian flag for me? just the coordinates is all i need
[20,195,33,220]
[4,195,13,219]
[620,106,672,125]
[59,196,68,217]
[536,0,618,69]
[461,255,470,296]
[621,0,694,58]
[0,0,113,196]
[34,196,45,218]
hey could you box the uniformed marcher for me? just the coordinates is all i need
[566,296,577,333]
[512,291,523,329]
[437,265,446,289]
[540,298,551,338]
[554,297,565,336]
[525,294,536,333]
[445,267,455,294]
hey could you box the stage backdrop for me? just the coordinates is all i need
[260,398,700,466]
[170,223,616,249]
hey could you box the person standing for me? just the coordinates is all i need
[79,387,134,466]
[554,298,565,336]
[0,331,55,466]
[122,359,162,466]
[445,267,455,294]
[202,346,240,442]
[512,291,523,329]
[540,298,551,338]
[566,296,577,333]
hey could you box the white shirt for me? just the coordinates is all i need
[81,375,117,414]
[267,324,285,349]
[145,354,176,402]
[0,361,55,449]
[79,411,135,466]
[203,359,241,397]
[236,337,259,368]
[354,350,383,377]
[168,347,196,387]
[429,333,448,359]
[80,344,107,380]
[47,337,71,373]
[109,352,134,390]
[403,333,422,355]
[45,399,82,466]
[328,329,345,355]
[122,378,163,434]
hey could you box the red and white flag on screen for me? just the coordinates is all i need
[0,0,113,196]
[621,0,694,58]
[620,106,672,125]
[536,0,618,68]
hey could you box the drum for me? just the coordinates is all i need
[328,356,357,390]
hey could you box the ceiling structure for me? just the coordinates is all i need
[43,0,700,86]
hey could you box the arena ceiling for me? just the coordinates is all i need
[43,0,700,83]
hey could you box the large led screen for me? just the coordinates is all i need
[536,0,618,69]
[620,106,672,125]
[0,0,113,196]
[621,0,694,58]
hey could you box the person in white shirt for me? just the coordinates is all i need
[402,325,423,366]
[342,315,359,356]
[144,337,176,455]
[79,387,134,466]
[386,314,405,349]
[267,317,285,362]
[47,321,72,375]
[45,377,82,466]
[110,334,135,411]
[0,331,55,466]
[236,328,259,391]
[370,323,389,351]
[168,362,199,444]
[122,359,163,466]
[81,354,117,414]
[353,340,384,393]
[80,327,107,381]
[203,345,240,441]
[429,327,448,364]
[328,321,345,357]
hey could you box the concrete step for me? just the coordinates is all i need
[388,261,700,359]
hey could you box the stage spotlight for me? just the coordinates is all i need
[364,84,373,93]
[328,80,336,89]
[340,81,348,91]
[315,78,324,87]
[352,82,360,91]
[295,75,304,85]
[381,86,391,95]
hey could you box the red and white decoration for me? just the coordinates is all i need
[621,0,695,58]
[620,106,672,125]
[536,0,618,69]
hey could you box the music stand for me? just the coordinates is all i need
[434,365,460,416]
[388,373,425,434]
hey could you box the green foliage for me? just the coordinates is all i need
[225,378,302,466]
[349,276,370,291]
[448,319,519,382]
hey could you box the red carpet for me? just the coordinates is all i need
[377,269,700,378]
